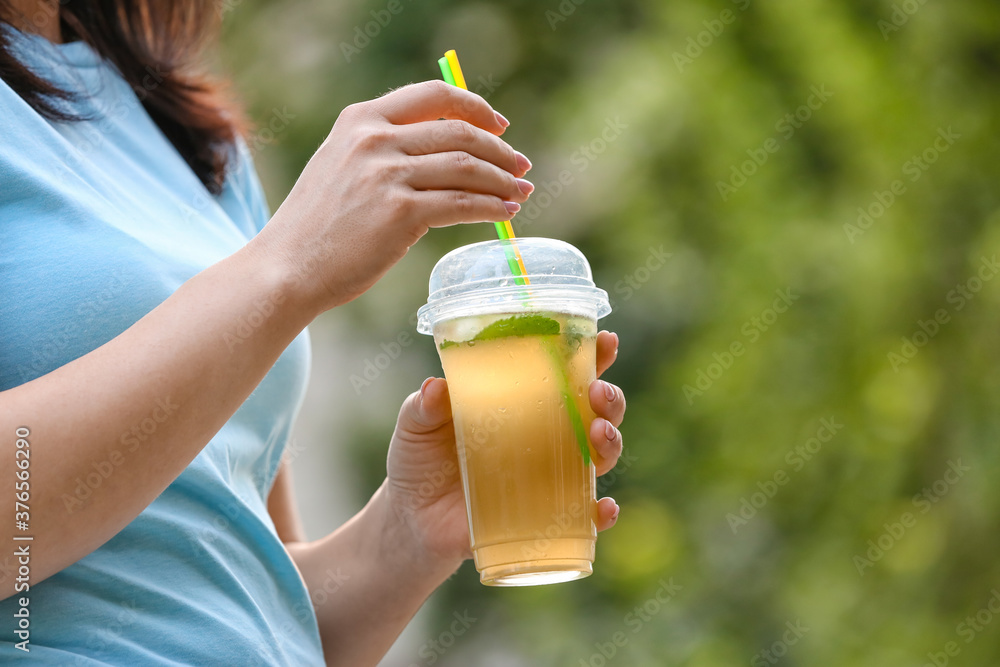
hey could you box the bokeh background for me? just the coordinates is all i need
[218,1,1000,665]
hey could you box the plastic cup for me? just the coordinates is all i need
[417,237,612,586]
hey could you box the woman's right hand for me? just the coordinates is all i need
[256,80,534,312]
[1,84,533,599]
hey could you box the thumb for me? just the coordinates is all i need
[397,377,452,436]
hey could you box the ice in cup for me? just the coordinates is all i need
[417,238,612,586]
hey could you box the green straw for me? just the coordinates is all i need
[438,50,590,466]
[437,56,455,86]
[438,52,527,287]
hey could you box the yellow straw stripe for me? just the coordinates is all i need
[502,225,528,284]
[444,50,468,91]
[442,49,529,284]
[514,254,529,281]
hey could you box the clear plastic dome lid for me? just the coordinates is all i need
[416,237,611,334]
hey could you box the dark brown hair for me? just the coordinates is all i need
[0,1,243,194]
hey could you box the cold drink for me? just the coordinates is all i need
[417,237,612,586]
[434,312,597,585]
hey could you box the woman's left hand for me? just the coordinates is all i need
[383,330,626,572]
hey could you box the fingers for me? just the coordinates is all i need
[590,380,626,428]
[405,153,533,204]
[396,120,531,179]
[374,81,508,135]
[413,189,521,228]
[595,497,621,533]
[596,331,619,378]
[397,377,453,435]
[590,415,623,477]
[589,375,626,476]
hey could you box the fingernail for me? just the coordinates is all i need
[604,419,617,442]
[420,377,435,398]
[611,504,620,522]
[515,178,534,195]
[504,201,521,215]
[494,110,510,128]
[514,151,532,173]
[603,381,615,403]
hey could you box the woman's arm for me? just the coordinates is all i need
[268,459,307,544]
[1,245,314,598]
[284,482,457,667]
[269,456,449,666]
[0,81,531,600]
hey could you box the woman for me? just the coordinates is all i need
[0,1,628,664]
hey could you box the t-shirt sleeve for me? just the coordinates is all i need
[216,138,273,238]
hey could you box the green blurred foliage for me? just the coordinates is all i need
[221,0,1000,664]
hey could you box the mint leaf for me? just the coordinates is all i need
[438,314,559,350]
[472,314,560,342]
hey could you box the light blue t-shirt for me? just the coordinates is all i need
[0,27,325,665]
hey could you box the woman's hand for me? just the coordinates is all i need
[383,331,627,573]
[296,332,624,661]
[256,81,534,313]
